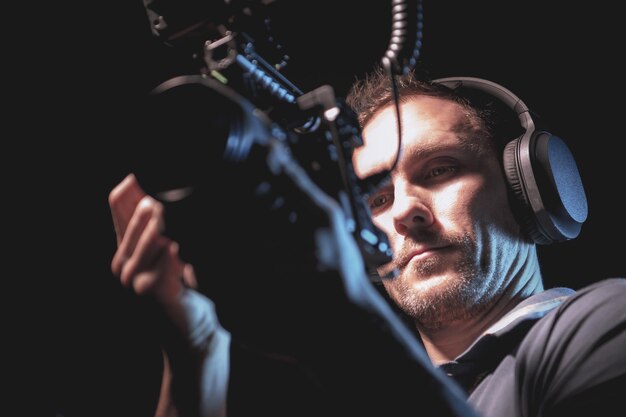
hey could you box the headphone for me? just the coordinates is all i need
[433,77,588,244]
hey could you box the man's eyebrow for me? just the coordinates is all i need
[397,139,475,164]
[399,142,448,160]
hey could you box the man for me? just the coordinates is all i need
[109,68,625,416]
[348,69,545,364]
[346,67,626,415]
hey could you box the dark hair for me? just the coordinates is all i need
[346,66,522,155]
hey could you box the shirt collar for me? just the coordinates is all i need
[482,287,574,337]
[438,287,575,387]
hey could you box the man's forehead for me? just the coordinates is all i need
[353,98,466,177]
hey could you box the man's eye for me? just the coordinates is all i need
[426,166,458,179]
[369,194,391,209]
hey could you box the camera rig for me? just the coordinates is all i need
[138,0,413,277]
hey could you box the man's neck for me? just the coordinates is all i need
[419,273,543,366]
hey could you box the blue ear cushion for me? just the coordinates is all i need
[533,133,588,241]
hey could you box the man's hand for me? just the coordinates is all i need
[109,173,196,305]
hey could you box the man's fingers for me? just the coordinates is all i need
[119,214,168,287]
[129,242,186,301]
[109,173,147,245]
[111,196,164,276]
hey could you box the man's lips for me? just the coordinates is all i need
[400,245,449,268]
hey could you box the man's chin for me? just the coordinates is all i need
[405,273,450,292]
[393,259,458,291]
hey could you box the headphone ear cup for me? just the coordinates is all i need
[503,136,552,244]
[503,132,588,245]
[433,76,588,244]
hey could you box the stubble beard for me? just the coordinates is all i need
[382,233,492,331]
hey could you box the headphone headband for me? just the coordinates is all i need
[434,76,533,131]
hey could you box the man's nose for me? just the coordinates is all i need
[391,186,434,236]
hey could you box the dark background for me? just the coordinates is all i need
[18,1,624,416]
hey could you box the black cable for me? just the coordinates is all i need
[380,0,424,172]
[385,67,403,173]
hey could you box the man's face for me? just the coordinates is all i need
[353,96,524,329]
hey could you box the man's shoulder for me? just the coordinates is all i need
[557,277,626,319]
[512,278,626,416]
[572,276,626,296]
[516,277,626,375]
[529,277,625,340]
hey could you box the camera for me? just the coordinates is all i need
[136,0,393,285]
